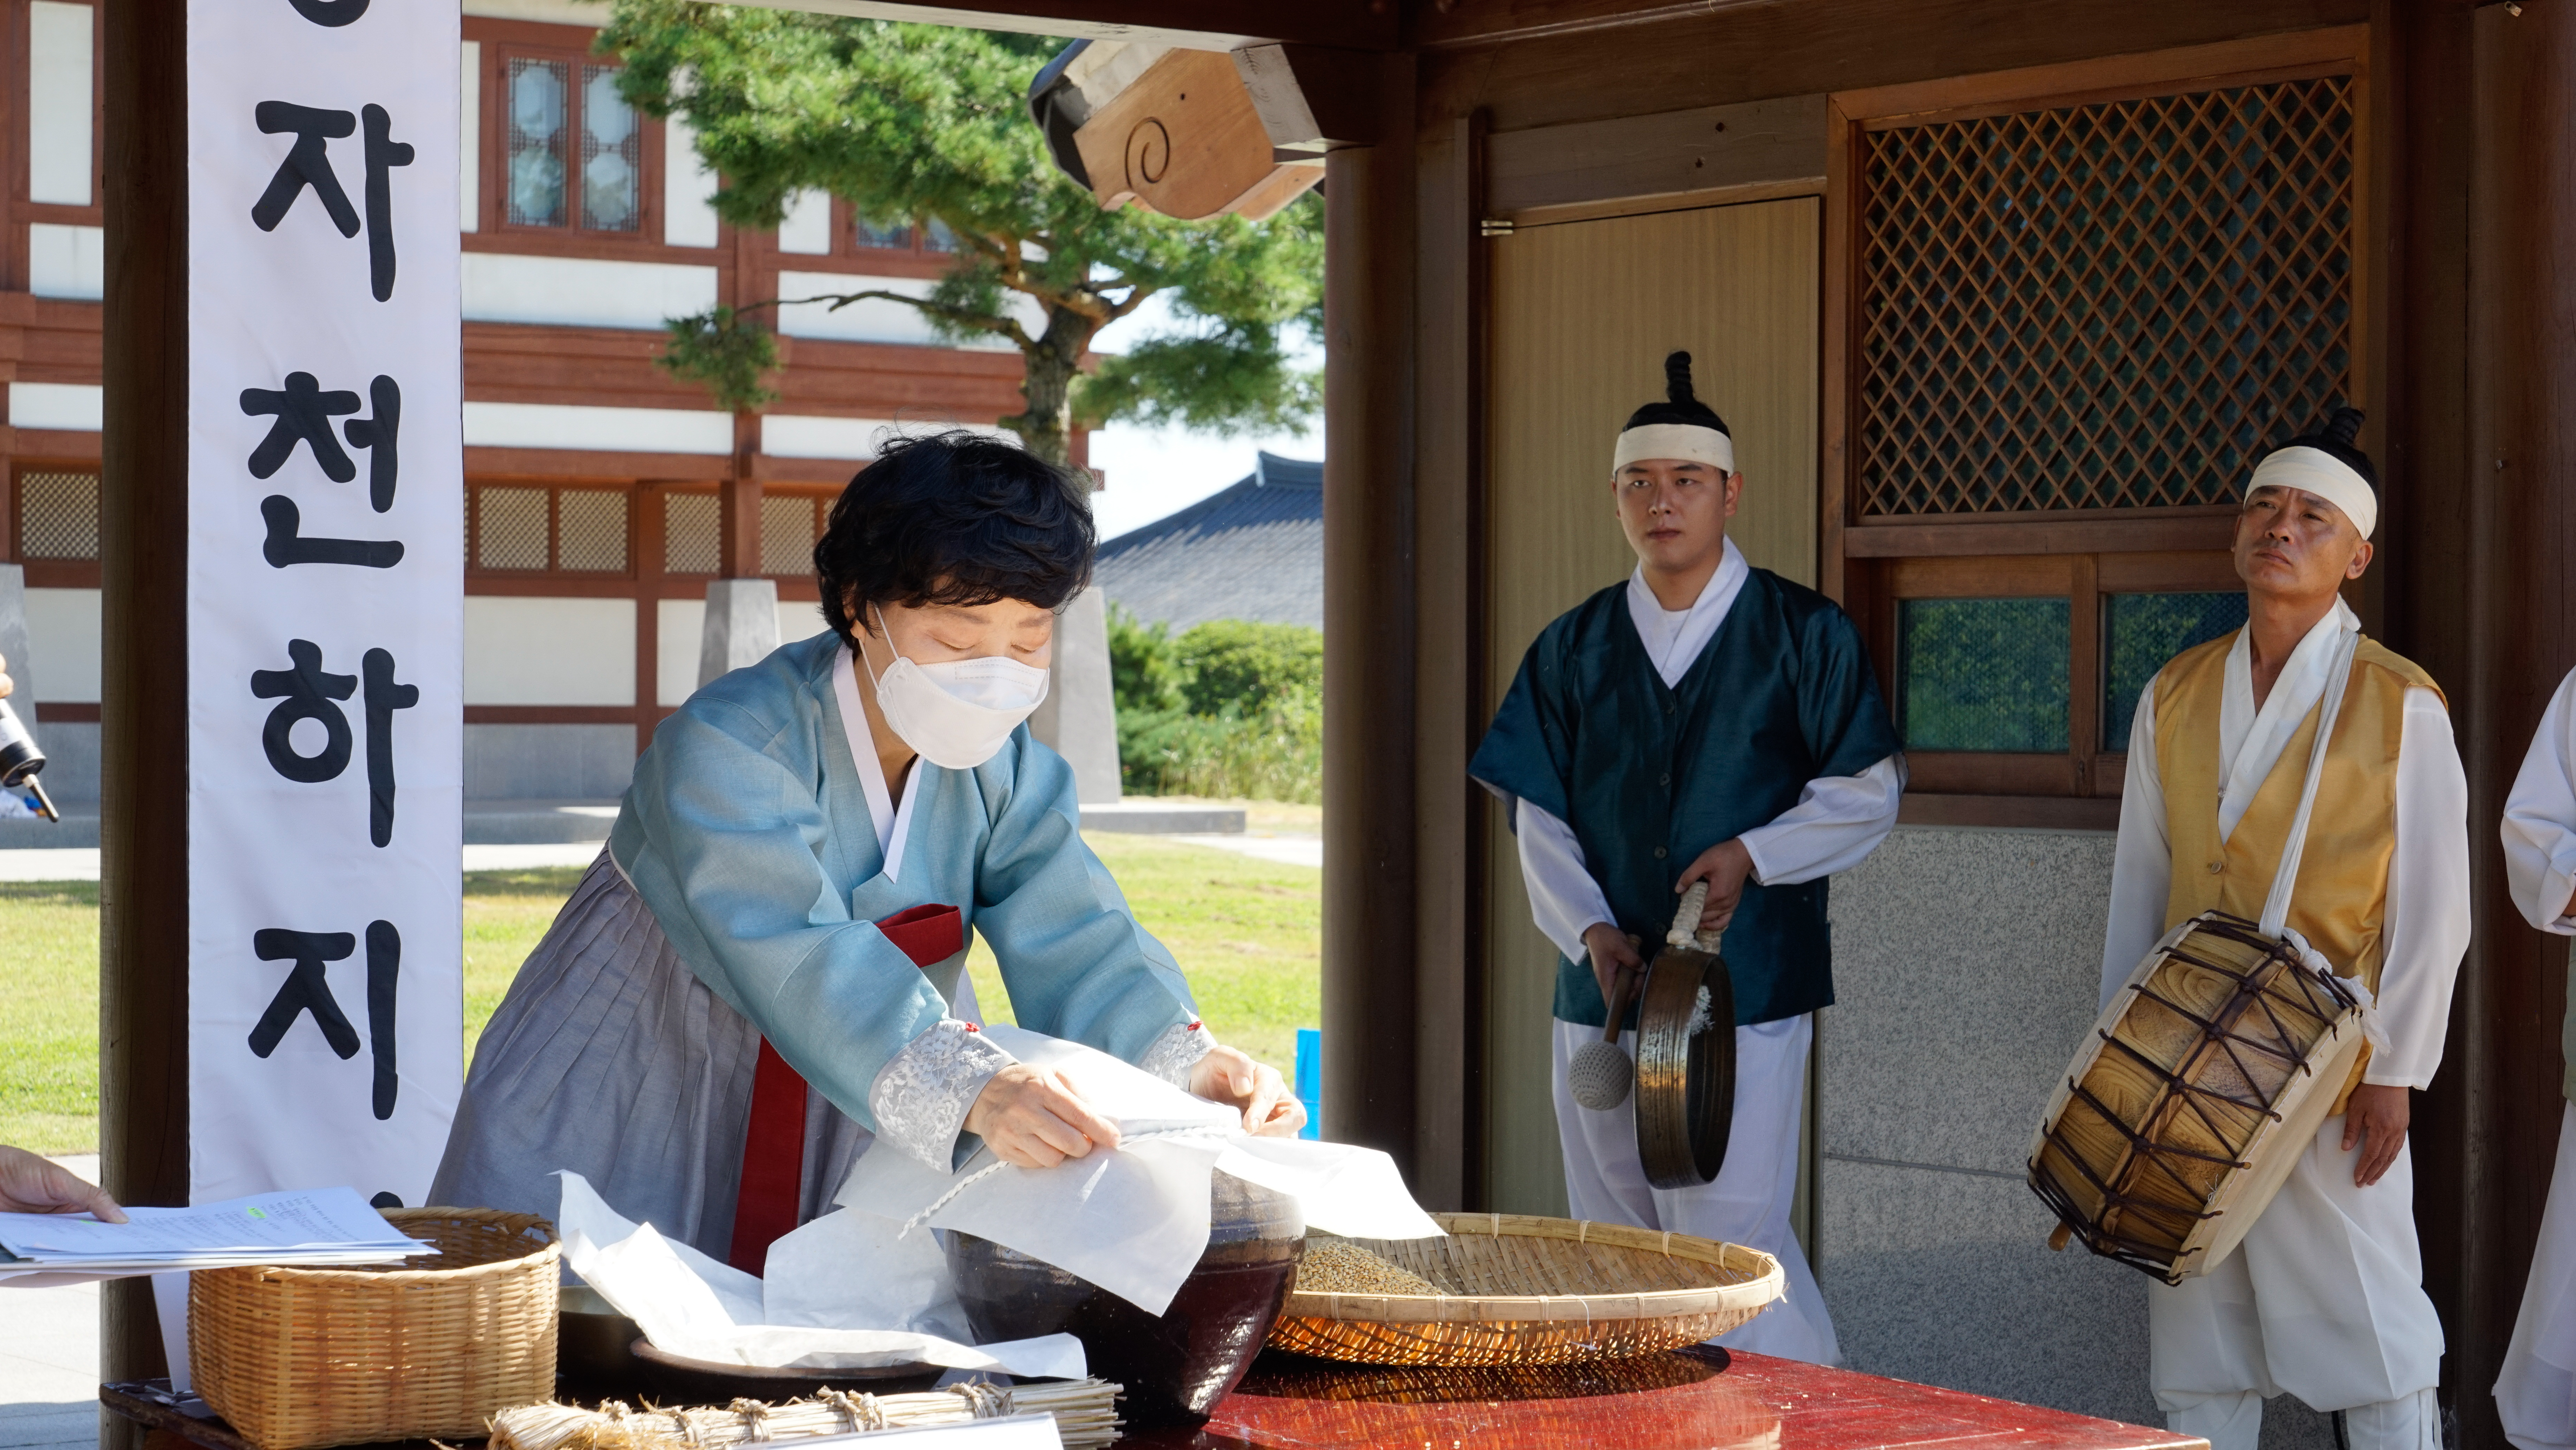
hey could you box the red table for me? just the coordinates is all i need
[108,1350,2205,1450]
[1125,1349,2208,1450]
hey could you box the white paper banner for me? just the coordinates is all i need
[186,0,463,1208]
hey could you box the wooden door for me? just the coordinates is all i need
[1482,195,1821,1215]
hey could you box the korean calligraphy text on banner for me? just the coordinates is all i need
[186,0,464,1207]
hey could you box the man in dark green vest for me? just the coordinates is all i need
[1470,353,1902,1365]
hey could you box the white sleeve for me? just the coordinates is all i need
[1739,755,1907,886]
[2102,683,2172,1013]
[2366,687,2472,1089]
[1516,801,1616,966]
[2501,668,2576,934]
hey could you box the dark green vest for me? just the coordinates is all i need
[1470,567,1900,1028]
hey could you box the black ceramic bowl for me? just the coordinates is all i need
[943,1170,1304,1426]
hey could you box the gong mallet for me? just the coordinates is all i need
[1568,881,1715,1112]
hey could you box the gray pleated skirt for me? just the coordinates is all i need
[428,850,873,1264]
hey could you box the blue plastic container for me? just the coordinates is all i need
[1293,1028,1323,1140]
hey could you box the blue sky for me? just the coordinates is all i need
[1083,291,1322,542]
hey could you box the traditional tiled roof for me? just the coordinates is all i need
[1096,452,1323,633]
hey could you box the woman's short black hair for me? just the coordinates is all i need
[815,430,1096,649]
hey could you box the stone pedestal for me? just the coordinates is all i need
[1028,584,1122,804]
[0,562,33,706]
[698,577,783,689]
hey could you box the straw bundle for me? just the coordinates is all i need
[486,1380,1122,1450]
[1268,1213,1780,1366]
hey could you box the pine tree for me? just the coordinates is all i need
[601,3,1323,467]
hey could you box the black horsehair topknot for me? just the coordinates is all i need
[1665,350,1697,404]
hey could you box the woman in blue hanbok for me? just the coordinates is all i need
[430,435,1300,1271]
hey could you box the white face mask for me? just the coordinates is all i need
[856,605,1052,770]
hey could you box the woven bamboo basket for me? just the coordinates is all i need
[1266,1212,1780,1366]
[191,1208,559,1450]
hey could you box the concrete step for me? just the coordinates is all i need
[1077,801,1246,835]
[464,799,621,845]
[0,809,95,848]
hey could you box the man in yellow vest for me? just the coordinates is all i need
[2496,666,2576,1450]
[2099,408,2470,1450]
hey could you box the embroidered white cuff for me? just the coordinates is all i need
[1137,1019,1216,1089]
[869,1019,1016,1170]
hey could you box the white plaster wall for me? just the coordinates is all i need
[23,588,101,702]
[775,270,1038,350]
[464,597,634,705]
[463,401,730,454]
[664,112,721,249]
[10,382,103,431]
[29,224,104,302]
[28,2,92,206]
[761,415,1016,459]
[777,189,833,255]
[461,252,718,330]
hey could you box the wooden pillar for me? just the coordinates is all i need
[98,0,192,1426]
[1404,113,1485,1210]
[2393,2,2576,1442]
[1320,54,1423,1180]
[722,412,763,578]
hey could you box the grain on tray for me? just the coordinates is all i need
[1295,1239,1444,1296]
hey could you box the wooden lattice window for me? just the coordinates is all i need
[1855,75,2354,518]
[468,482,631,575]
[15,469,101,560]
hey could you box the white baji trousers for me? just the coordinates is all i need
[1550,1012,1839,1365]
[2148,1114,2445,1450]
[2498,1103,2576,1450]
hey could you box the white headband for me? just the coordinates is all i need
[1613,423,1734,475]
[2246,445,2376,540]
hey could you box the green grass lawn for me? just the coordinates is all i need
[0,882,101,1155]
[0,833,1321,1154]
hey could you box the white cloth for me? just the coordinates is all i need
[1550,1013,1838,1365]
[837,1026,1440,1317]
[2248,445,2378,541]
[2163,1389,2439,1450]
[2499,1103,2576,1450]
[2496,673,2576,1450]
[1514,539,1904,962]
[2099,603,2471,1089]
[2148,1116,2444,1419]
[2502,667,2576,935]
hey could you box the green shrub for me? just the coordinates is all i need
[1172,620,1323,716]
[1118,689,1321,803]
[1106,612,1324,802]
[1107,604,1187,714]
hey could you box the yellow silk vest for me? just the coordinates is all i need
[2153,629,2444,997]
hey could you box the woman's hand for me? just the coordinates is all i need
[1190,1046,1305,1138]
[965,1064,1122,1169]
[0,1144,125,1220]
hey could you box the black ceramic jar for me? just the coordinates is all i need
[943,1169,1305,1425]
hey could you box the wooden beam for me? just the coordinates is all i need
[1321,53,1423,1181]
[99,0,191,1422]
[1485,95,1828,218]
[731,0,1399,52]
[1418,0,2373,134]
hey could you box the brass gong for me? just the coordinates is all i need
[1634,912,1736,1191]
